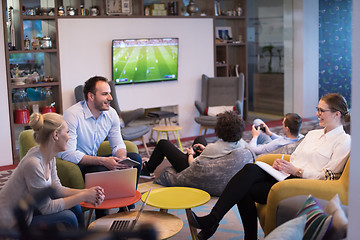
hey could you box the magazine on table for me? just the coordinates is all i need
[255,161,290,182]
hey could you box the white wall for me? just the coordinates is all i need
[58,18,213,138]
[0,3,14,166]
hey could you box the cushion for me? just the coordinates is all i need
[295,195,333,240]
[154,147,254,196]
[323,194,348,240]
[265,215,306,240]
[204,105,235,116]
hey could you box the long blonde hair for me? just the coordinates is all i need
[29,112,64,144]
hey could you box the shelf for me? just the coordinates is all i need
[9,49,57,54]
[22,16,56,20]
[11,82,60,89]
[215,42,245,46]
[215,16,246,20]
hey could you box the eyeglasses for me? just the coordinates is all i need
[316,107,332,114]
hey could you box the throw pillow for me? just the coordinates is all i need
[204,105,235,116]
[265,215,306,240]
[295,195,333,240]
[324,194,348,240]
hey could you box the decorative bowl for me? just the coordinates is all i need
[11,77,27,85]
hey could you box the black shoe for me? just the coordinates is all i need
[140,162,155,179]
[197,223,219,240]
[188,211,202,229]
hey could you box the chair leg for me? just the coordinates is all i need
[141,136,150,157]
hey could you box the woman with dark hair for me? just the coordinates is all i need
[188,93,351,240]
[0,113,105,230]
[140,111,247,178]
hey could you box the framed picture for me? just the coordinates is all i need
[215,27,232,40]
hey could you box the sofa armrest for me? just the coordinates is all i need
[56,158,85,189]
[261,171,347,235]
[195,100,206,115]
[97,140,139,156]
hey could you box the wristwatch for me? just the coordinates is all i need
[296,168,303,178]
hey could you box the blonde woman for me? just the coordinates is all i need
[0,113,105,230]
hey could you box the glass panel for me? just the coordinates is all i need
[247,0,293,116]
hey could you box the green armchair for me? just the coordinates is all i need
[255,154,349,236]
[18,129,139,189]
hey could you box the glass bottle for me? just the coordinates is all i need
[24,35,30,50]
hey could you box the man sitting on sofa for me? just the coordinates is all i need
[247,113,303,155]
[58,76,142,216]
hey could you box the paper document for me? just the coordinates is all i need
[255,161,290,181]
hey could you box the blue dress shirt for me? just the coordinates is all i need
[58,101,126,164]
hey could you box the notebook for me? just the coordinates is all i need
[85,168,137,200]
[92,189,152,232]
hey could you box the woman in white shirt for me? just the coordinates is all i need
[0,113,105,230]
[188,93,351,240]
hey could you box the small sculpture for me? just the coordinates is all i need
[187,0,199,16]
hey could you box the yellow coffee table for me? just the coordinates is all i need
[152,125,183,151]
[141,187,211,240]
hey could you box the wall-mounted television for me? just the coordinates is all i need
[112,38,179,85]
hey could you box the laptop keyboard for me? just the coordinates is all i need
[110,220,132,231]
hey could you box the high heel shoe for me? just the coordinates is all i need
[197,223,219,240]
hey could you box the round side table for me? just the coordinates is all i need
[141,187,211,240]
[89,210,183,239]
[152,125,183,151]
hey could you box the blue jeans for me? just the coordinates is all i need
[30,204,84,229]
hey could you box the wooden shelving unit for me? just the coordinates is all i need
[2,0,247,163]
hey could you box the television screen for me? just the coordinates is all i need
[112,38,179,85]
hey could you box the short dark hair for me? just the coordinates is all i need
[83,76,108,101]
[215,111,245,142]
[284,113,302,136]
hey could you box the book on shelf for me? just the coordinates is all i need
[255,161,290,182]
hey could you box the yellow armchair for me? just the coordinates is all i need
[255,154,349,236]
[19,129,139,189]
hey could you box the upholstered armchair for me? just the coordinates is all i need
[255,154,350,236]
[75,80,151,157]
[18,129,139,189]
[194,73,245,135]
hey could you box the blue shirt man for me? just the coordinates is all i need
[58,76,142,216]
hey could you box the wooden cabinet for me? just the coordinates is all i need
[2,0,63,163]
[254,73,284,115]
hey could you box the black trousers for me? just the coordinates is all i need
[146,136,207,173]
[212,163,278,240]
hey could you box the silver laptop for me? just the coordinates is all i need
[92,189,152,232]
[85,168,137,200]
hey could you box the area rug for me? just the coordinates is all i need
[135,181,266,239]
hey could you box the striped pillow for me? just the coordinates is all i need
[295,195,333,240]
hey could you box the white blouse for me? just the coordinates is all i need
[290,125,351,179]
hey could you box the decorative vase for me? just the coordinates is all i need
[187,0,199,16]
